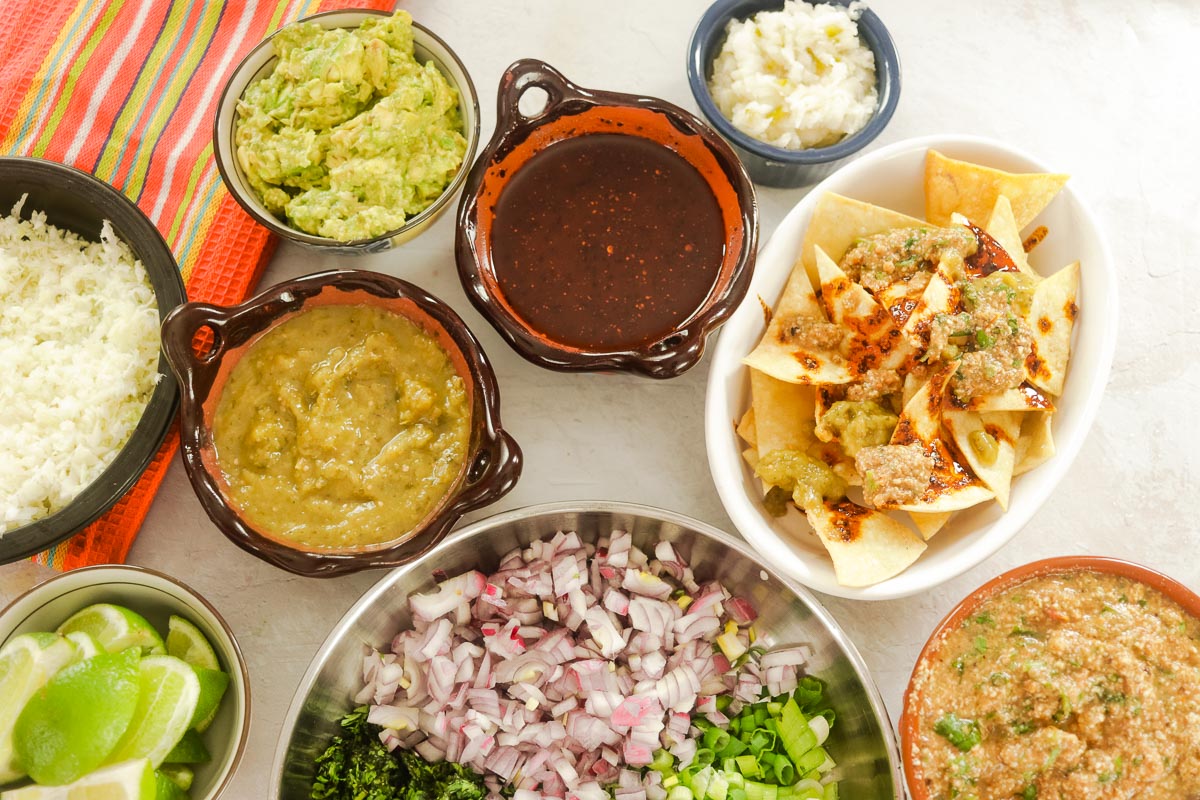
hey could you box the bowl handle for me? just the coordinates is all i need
[160,302,236,396]
[453,429,523,514]
[495,58,587,131]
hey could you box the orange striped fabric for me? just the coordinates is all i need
[3,0,393,569]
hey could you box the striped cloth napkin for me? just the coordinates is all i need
[1,0,392,569]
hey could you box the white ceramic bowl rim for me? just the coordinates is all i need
[705,133,1119,601]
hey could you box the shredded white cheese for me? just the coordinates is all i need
[0,196,161,533]
[709,1,878,150]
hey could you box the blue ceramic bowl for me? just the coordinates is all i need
[687,0,901,188]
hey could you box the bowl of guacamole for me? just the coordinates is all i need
[214,10,479,251]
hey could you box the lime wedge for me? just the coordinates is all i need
[63,631,104,660]
[0,758,155,799]
[0,633,79,784]
[106,656,199,769]
[161,730,209,765]
[57,605,165,656]
[189,667,229,733]
[157,764,193,791]
[165,616,219,671]
[153,770,187,800]
[13,648,141,785]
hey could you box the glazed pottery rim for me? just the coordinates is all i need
[0,156,185,564]
[899,555,1200,800]
[160,269,521,577]
[212,9,480,249]
[685,0,902,164]
[0,563,251,800]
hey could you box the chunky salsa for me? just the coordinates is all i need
[910,570,1200,800]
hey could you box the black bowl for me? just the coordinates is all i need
[0,157,186,564]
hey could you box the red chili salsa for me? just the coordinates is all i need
[489,133,726,350]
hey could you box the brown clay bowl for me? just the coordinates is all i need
[159,270,522,577]
[455,58,758,379]
[900,556,1200,799]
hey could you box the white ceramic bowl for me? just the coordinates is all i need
[0,565,250,799]
[705,134,1118,601]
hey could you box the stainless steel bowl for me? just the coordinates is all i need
[271,501,901,798]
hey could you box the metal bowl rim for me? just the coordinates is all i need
[269,499,901,796]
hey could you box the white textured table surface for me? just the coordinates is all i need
[4,1,1200,796]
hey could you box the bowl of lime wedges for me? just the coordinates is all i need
[0,565,249,800]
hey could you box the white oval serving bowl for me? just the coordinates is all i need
[705,134,1118,601]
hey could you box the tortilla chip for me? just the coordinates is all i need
[805,500,927,587]
[900,256,962,351]
[888,367,995,513]
[943,409,1021,510]
[813,384,845,436]
[736,408,758,449]
[744,260,854,385]
[1025,261,1080,396]
[750,369,816,456]
[799,193,926,289]
[1014,412,1055,476]
[909,511,952,541]
[742,447,760,470]
[814,247,915,372]
[985,195,1037,279]
[954,383,1056,413]
[902,372,928,409]
[875,275,931,329]
[925,150,1068,229]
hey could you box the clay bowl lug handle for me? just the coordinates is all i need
[496,58,586,131]
[453,429,523,514]
[160,302,237,398]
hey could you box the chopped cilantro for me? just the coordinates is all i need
[310,706,488,800]
[934,713,982,752]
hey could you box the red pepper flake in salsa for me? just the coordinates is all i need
[490,134,725,350]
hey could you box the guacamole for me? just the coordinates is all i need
[234,11,467,241]
[212,304,471,549]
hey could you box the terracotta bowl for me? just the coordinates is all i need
[160,270,522,577]
[899,556,1200,800]
[455,59,758,379]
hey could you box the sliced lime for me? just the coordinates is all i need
[153,769,188,800]
[161,730,209,765]
[158,763,194,791]
[0,758,155,799]
[13,648,141,785]
[106,656,199,769]
[63,631,105,660]
[189,667,229,733]
[0,633,79,784]
[57,604,165,656]
[165,616,219,671]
